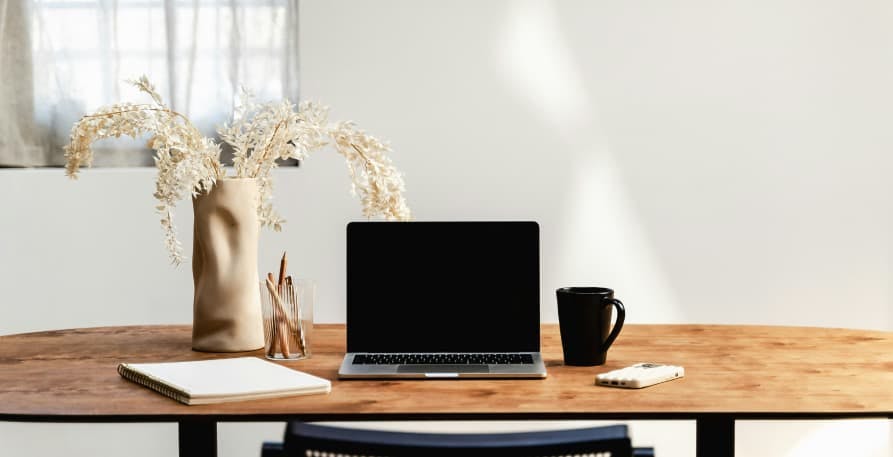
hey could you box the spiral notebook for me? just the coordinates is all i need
[118,357,331,405]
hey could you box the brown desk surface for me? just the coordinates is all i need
[0,324,891,422]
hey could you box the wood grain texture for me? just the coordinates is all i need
[0,324,890,422]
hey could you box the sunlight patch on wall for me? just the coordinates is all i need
[494,0,588,137]
[784,420,889,457]
[494,0,681,323]
[738,420,890,457]
[559,153,682,323]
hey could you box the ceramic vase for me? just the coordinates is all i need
[191,178,265,352]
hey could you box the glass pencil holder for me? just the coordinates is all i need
[260,278,314,360]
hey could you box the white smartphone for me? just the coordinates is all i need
[595,363,684,389]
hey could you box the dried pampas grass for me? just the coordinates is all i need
[65,76,411,265]
[218,90,412,231]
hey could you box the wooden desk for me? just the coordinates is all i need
[0,324,890,457]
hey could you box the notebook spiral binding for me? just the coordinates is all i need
[117,363,191,405]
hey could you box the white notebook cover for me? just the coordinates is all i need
[118,357,331,405]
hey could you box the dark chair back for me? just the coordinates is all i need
[263,422,655,457]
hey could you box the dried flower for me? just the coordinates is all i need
[65,76,411,266]
[218,90,412,229]
[64,76,222,265]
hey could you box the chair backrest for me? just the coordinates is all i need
[263,422,640,457]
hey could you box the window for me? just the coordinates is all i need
[0,0,299,167]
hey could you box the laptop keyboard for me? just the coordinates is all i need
[352,353,534,365]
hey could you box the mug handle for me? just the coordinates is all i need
[602,299,626,351]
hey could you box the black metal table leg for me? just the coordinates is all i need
[179,420,217,457]
[696,417,735,457]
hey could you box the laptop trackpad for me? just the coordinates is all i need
[397,364,490,374]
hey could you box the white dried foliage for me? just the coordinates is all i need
[64,76,221,265]
[218,90,412,229]
[65,76,411,266]
[328,120,412,221]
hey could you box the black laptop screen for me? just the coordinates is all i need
[346,221,540,353]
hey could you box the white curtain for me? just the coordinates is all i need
[0,0,299,167]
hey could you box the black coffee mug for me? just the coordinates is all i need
[556,287,626,366]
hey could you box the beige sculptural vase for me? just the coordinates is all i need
[191,178,265,352]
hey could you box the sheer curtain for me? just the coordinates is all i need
[0,0,299,167]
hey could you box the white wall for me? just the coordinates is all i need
[1,1,891,456]
[299,0,893,330]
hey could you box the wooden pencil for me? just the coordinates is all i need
[265,277,291,358]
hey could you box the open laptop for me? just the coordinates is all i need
[338,221,547,379]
